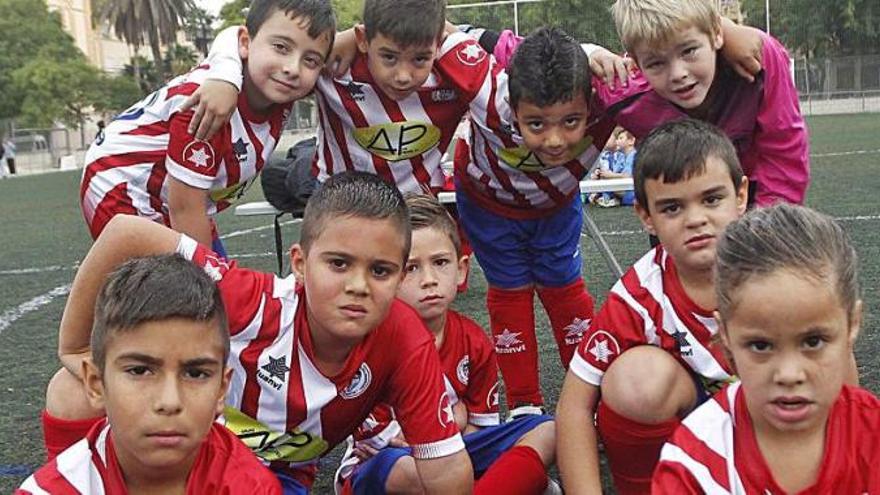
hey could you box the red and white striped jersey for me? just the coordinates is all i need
[569,246,734,388]
[177,237,464,488]
[81,64,288,239]
[17,419,281,494]
[654,383,880,494]
[454,71,616,219]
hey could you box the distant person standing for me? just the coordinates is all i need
[3,137,15,175]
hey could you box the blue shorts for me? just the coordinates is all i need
[275,471,309,495]
[456,191,583,288]
[349,415,552,494]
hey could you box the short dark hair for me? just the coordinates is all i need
[91,254,229,372]
[246,0,336,46]
[634,118,743,211]
[405,194,461,257]
[300,172,411,261]
[362,0,446,46]
[508,26,592,109]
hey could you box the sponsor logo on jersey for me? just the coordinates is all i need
[346,81,366,101]
[670,329,693,357]
[456,42,487,66]
[223,407,329,463]
[564,317,591,346]
[498,137,592,172]
[209,177,255,203]
[233,138,249,164]
[438,391,455,427]
[431,89,458,102]
[258,355,291,390]
[456,355,470,386]
[183,140,216,170]
[494,328,526,354]
[585,330,620,365]
[341,363,372,399]
[352,121,441,162]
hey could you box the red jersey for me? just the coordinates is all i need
[177,237,464,488]
[654,383,880,494]
[81,64,288,239]
[17,419,281,494]
[570,246,734,388]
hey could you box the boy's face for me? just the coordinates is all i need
[355,27,439,101]
[292,216,406,347]
[632,24,723,110]
[615,131,635,152]
[513,93,591,167]
[239,12,332,110]
[84,318,230,477]
[718,269,861,436]
[636,155,747,274]
[398,227,468,325]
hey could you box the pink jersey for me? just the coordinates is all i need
[494,30,809,207]
[17,419,281,494]
[206,28,493,195]
[176,237,464,487]
[569,246,734,388]
[654,383,880,494]
[81,65,287,239]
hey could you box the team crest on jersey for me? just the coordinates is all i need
[438,391,455,427]
[233,138,249,164]
[564,317,591,345]
[585,330,620,364]
[341,363,372,399]
[456,42,487,66]
[353,121,441,162]
[431,89,457,102]
[183,140,216,170]
[498,137,592,172]
[670,329,693,357]
[456,356,470,385]
[258,355,291,390]
[494,328,526,354]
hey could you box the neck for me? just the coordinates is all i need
[676,264,717,309]
[307,310,356,376]
[115,434,193,495]
[242,68,272,115]
[424,312,448,349]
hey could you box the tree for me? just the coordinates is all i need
[165,43,198,76]
[217,0,361,32]
[183,6,215,56]
[218,0,248,31]
[97,0,197,79]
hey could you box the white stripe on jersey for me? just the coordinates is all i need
[224,295,267,414]
[659,444,731,494]
[254,302,297,434]
[296,343,338,442]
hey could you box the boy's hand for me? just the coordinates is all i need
[180,80,240,140]
[720,18,763,82]
[326,27,358,78]
[589,46,636,89]
[59,351,91,381]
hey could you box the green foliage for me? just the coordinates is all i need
[332,0,362,29]
[166,43,199,76]
[218,0,249,31]
[11,53,102,128]
[95,74,145,115]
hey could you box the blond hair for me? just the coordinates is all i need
[611,0,721,54]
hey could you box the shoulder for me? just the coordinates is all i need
[375,300,434,349]
[837,385,880,427]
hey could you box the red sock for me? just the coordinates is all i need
[596,401,680,495]
[474,446,548,495]
[537,278,595,367]
[487,286,540,407]
[42,409,103,461]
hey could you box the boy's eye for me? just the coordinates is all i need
[527,121,544,132]
[433,258,450,268]
[405,263,419,274]
[644,60,664,70]
[803,335,826,350]
[564,117,582,127]
[682,46,698,58]
[381,54,397,64]
[304,56,322,69]
[748,340,772,353]
[273,43,290,54]
[329,259,347,270]
[184,368,212,380]
[704,194,722,205]
[125,366,151,377]
[661,203,681,214]
[371,265,393,278]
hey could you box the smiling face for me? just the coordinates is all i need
[84,317,230,481]
[398,227,468,333]
[240,11,332,111]
[292,215,407,353]
[632,24,723,111]
[513,93,591,167]
[356,28,439,101]
[636,154,747,275]
[719,269,861,436]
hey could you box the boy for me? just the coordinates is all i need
[80,0,335,255]
[46,172,473,493]
[20,255,281,494]
[556,119,748,495]
[595,128,636,207]
[336,194,556,494]
[454,27,615,413]
[656,204,878,493]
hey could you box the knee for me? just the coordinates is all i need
[384,455,424,495]
[600,347,695,423]
[516,419,556,466]
[45,368,103,420]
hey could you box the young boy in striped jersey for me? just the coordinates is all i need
[335,194,557,494]
[19,255,281,494]
[80,0,334,255]
[43,172,473,493]
[655,204,877,493]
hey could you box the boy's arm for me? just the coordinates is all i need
[414,453,473,495]
[167,177,213,247]
[58,216,181,378]
[181,26,243,140]
[719,17,763,82]
[556,371,603,495]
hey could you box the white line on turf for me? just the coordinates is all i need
[812,149,880,158]
[220,219,302,239]
[0,264,75,276]
[0,284,71,336]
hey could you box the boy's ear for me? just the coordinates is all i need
[456,254,471,287]
[355,24,369,54]
[634,201,656,236]
[712,15,725,50]
[238,26,251,60]
[290,244,306,282]
[848,299,863,348]
[215,367,233,416]
[735,175,749,215]
[82,359,106,411]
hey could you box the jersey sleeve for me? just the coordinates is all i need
[384,315,465,459]
[176,235,272,336]
[462,322,501,427]
[434,31,494,103]
[166,109,229,190]
[750,34,809,206]
[203,26,245,90]
[651,459,710,495]
[569,290,649,386]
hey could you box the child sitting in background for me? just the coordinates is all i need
[655,204,878,493]
[20,255,281,494]
[594,127,636,207]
